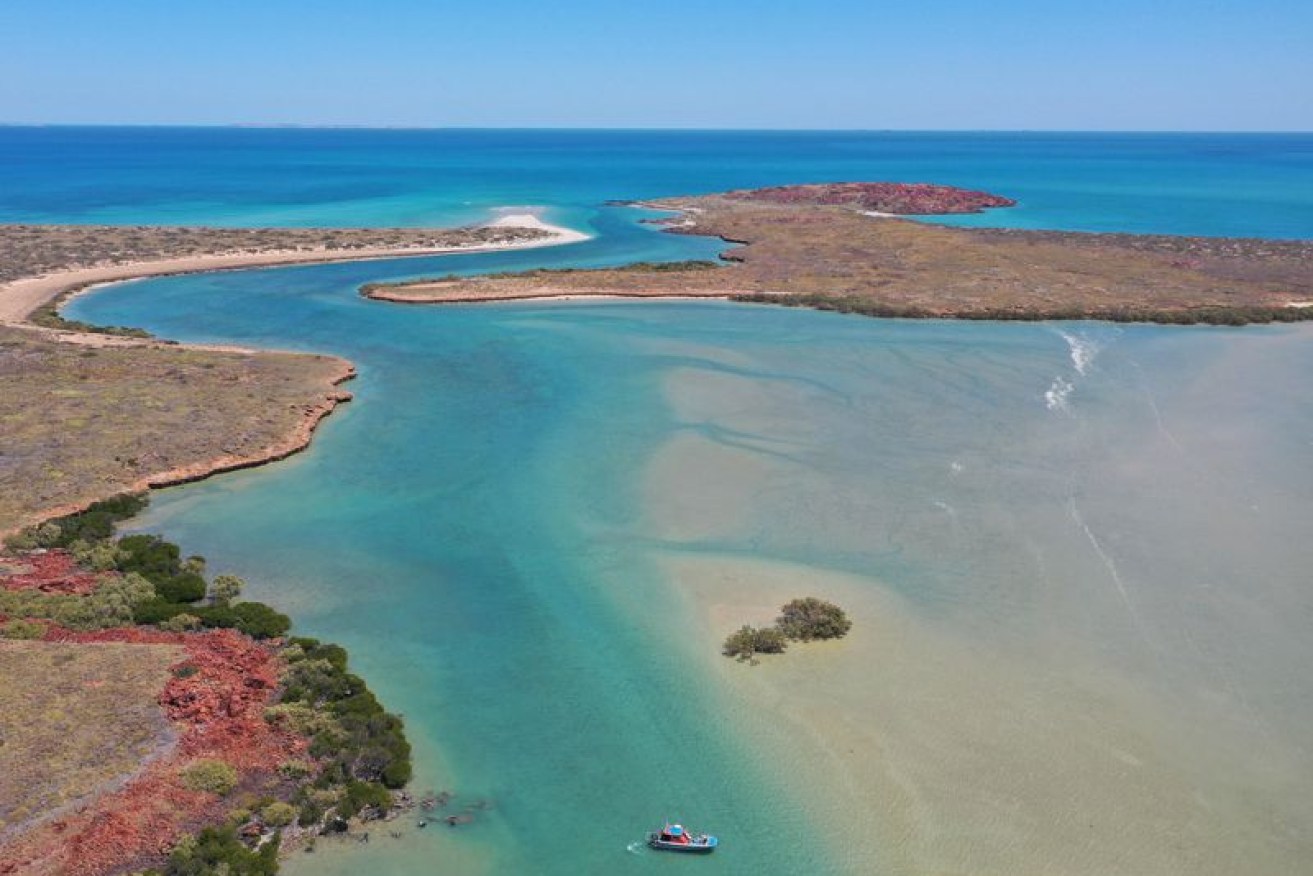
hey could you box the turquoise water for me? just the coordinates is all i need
[4,128,1313,237]
[44,129,1313,873]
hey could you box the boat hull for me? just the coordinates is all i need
[648,835,718,854]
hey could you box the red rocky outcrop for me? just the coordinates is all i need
[724,182,1016,214]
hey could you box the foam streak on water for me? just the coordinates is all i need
[1057,328,1102,376]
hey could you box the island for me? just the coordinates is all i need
[364,183,1313,325]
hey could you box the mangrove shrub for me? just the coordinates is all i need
[722,624,788,659]
[723,596,852,661]
[777,596,852,641]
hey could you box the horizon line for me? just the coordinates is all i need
[1,122,1311,136]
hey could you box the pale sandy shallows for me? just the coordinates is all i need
[637,334,1313,876]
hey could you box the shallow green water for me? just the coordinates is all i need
[69,220,1313,872]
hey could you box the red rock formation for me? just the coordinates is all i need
[723,182,1016,214]
[0,550,102,596]
[0,628,306,876]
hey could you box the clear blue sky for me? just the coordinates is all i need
[2,0,1310,130]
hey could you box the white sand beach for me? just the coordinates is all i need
[0,214,590,325]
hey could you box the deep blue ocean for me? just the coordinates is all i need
[2,127,1312,237]
[12,128,1313,875]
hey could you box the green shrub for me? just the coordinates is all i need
[133,597,189,626]
[277,759,313,780]
[230,602,290,639]
[1,619,46,640]
[777,597,851,641]
[68,539,126,572]
[160,613,203,633]
[335,780,392,819]
[138,599,289,639]
[3,521,62,551]
[12,494,151,549]
[276,640,413,793]
[154,571,207,604]
[225,808,253,829]
[261,801,297,827]
[180,759,239,796]
[116,534,183,581]
[289,638,348,672]
[190,603,238,629]
[165,825,278,876]
[722,624,788,659]
[1,571,154,631]
[209,574,244,606]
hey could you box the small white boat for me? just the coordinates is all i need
[647,822,718,854]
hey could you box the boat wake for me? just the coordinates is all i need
[626,841,646,855]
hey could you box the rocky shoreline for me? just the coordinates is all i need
[719,181,1017,214]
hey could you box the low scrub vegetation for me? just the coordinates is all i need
[735,293,1313,327]
[360,259,722,294]
[29,298,152,337]
[0,572,155,630]
[1,618,47,639]
[0,640,179,833]
[180,759,240,797]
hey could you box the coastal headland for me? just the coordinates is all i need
[0,213,586,875]
[0,214,585,535]
[364,183,1313,324]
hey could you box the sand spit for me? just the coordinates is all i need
[0,215,588,325]
[484,213,592,245]
[365,283,753,305]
